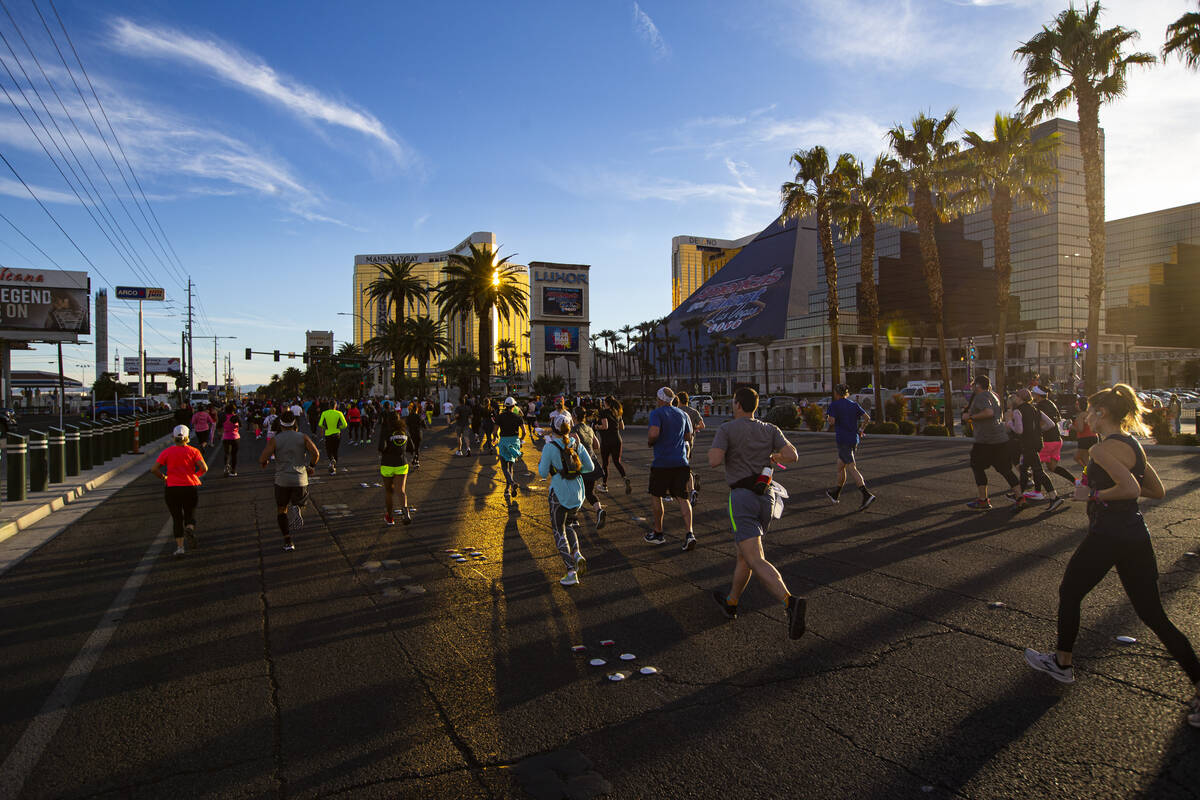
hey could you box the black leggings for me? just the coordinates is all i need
[1019,448,1054,494]
[970,442,1019,488]
[600,437,626,482]
[407,432,421,457]
[222,439,238,472]
[164,485,198,539]
[582,472,599,506]
[1057,523,1200,684]
[325,434,341,461]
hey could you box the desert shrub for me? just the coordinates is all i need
[884,393,908,424]
[765,405,800,429]
[897,420,917,435]
[922,424,949,436]
[801,403,826,431]
[1174,433,1198,447]
[864,422,883,435]
[876,421,899,435]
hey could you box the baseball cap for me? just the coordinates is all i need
[1032,385,1048,396]
[172,424,189,439]
[656,386,675,402]
[504,396,516,406]
[279,410,297,427]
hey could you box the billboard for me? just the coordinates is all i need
[543,287,583,316]
[0,268,90,334]
[124,357,182,375]
[114,286,164,301]
[545,326,579,352]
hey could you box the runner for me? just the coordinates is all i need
[497,396,527,503]
[707,387,806,638]
[453,394,472,456]
[595,395,630,495]
[219,403,240,477]
[190,404,215,448]
[480,398,498,454]
[317,400,348,474]
[1024,384,1200,729]
[961,375,1024,511]
[378,409,412,525]
[470,398,485,451]
[538,416,595,586]
[548,396,570,432]
[258,410,320,552]
[572,406,606,529]
[676,391,706,505]
[1031,386,1075,512]
[443,399,454,427]
[263,406,280,442]
[1011,388,1059,508]
[347,403,363,445]
[151,425,208,557]
[646,386,695,550]
[405,400,425,468]
[1071,395,1097,468]
[824,384,876,510]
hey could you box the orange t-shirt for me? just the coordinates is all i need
[156,445,205,487]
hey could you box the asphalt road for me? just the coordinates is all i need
[1,422,1199,799]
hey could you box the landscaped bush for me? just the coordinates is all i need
[864,422,883,435]
[1174,433,1199,446]
[884,394,908,424]
[876,421,899,435]
[922,424,950,436]
[765,405,800,430]
[897,420,917,435]
[1143,407,1173,444]
[802,403,826,431]
[632,413,648,425]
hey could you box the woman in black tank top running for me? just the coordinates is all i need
[1024,384,1200,730]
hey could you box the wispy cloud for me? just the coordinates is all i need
[632,3,670,59]
[414,213,430,229]
[0,176,86,204]
[109,18,416,167]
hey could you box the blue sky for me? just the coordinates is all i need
[0,0,1195,387]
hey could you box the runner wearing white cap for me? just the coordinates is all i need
[646,386,695,549]
[259,411,320,551]
[150,425,208,556]
[496,397,527,502]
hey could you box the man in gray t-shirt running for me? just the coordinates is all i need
[259,410,320,551]
[707,386,806,640]
[961,374,1021,511]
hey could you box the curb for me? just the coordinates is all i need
[0,433,173,546]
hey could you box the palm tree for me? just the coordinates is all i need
[589,333,603,384]
[440,353,479,398]
[782,145,842,387]
[956,112,1060,397]
[1016,3,1154,389]
[364,319,408,399]
[496,337,516,381]
[598,329,617,384]
[402,316,451,395]
[679,317,704,390]
[754,335,774,393]
[832,152,905,416]
[619,325,635,384]
[435,242,529,394]
[889,109,960,432]
[1165,2,1200,69]
[280,366,304,398]
[365,257,427,327]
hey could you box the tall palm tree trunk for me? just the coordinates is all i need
[992,189,1013,396]
[860,214,884,415]
[819,199,842,387]
[1076,87,1104,391]
[916,192,955,433]
[477,311,492,395]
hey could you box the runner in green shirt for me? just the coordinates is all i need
[317,401,348,474]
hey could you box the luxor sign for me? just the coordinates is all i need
[532,269,587,284]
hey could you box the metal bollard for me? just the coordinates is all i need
[28,429,48,492]
[7,433,26,501]
[96,420,110,464]
[65,424,80,477]
[77,422,92,471]
[48,426,66,484]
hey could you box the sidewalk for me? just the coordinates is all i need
[0,432,173,546]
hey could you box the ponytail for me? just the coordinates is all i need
[606,395,623,417]
[552,417,583,476]
[1088,383,1149,437]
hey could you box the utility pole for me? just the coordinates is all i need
[187,277,195,393]
[191,335,237,401]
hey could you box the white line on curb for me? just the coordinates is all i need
[0,516,171,798]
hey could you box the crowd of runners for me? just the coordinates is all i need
[147,380,1200,730]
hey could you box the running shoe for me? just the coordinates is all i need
[283,538,295,552]
[596,506,607,530]
[402,508,412,525]
[859,493,877,511]
[599,483,608,494]
[1023,491,1045,501]
[288,506,304,530]
[574,552,588,577]
[786,595,807,640]
[966,499,992,511]
[1188,697,1200,729]
[1013,496,1029,511]
[1047,497,1065,513]
[689,489,699,505]
[184,524,197,551]
[825,488,841,504]
[712,590,737,620]
[503,488,511,503]
[224,465,230,477]
[173,545,185,557]
[1024,648,1074,684]
[682,532,696,551]
[384,513,395,527]
[229,472,238,477]
[663,495,675,503]
[625,478,632,495]
[559,569,579,586]
[329,463,337,475]
[643,531,666,545]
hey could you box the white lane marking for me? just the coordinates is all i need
[0,517,171,797]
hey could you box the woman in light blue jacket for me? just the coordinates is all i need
[538,417,595,587]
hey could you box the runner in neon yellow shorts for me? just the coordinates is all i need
[378,407,412,526]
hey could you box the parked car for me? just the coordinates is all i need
[88,400,142,419]
[688,394,714,412]
[0,407,16,435]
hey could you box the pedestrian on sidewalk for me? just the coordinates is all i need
[497,397,526,502]
[151,425,208,557]
[646,386,695,550]
[220,403,240,477]
[259,411,320,552]
[962,374,1023,511]
[707,387,806,639]
[1024,384,1200,730]
[378,409,412,526]
[317,401,348,474]
[824,384,876,510]
[538,417,595,586]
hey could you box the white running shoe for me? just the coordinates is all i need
[559,569,579,586]
[1024,648,1075,684]
[173,545,185,557]
[1023,491,1045,501]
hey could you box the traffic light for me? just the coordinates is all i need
[302,353,308,364]
[273,350,280,362]
[245,348,251,360]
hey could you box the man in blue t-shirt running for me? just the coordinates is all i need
[646,386,695,550]
[825,384,876,510]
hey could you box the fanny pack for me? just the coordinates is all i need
[731,475,760,491]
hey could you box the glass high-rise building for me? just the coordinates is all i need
[671,233,756,311]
